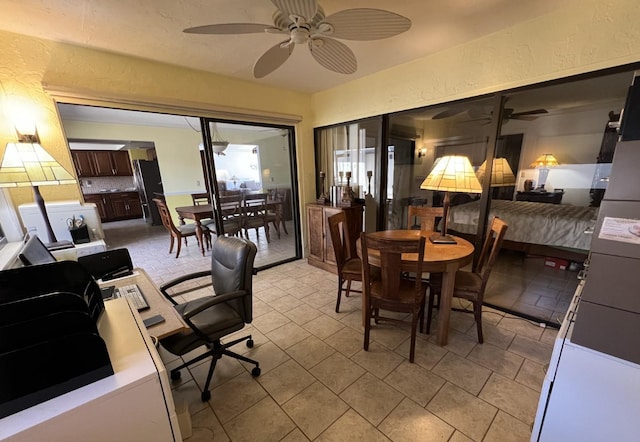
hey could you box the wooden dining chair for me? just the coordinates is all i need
[152,198,210,258]
[407,206,444,232]
[191,192,210,206]
[242,193,272,242]
[327,211,362,313]
[360,232,427,363]
[426,216,508,343]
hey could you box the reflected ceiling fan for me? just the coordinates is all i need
[432,102,548,123]
[183,0,411,78]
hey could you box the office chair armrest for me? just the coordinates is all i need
[159,270,213,304]
[181,290,248,319]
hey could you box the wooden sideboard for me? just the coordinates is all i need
[307,204,363,273]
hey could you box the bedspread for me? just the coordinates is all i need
[448,200,598,251]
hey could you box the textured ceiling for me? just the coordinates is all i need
[1,0,565,93]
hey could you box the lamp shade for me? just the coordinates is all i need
[530,154,559,168]
[0,143,76,187]
[476,157,516,187]
[420,155,482,193]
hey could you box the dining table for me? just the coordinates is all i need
[175,199,283,256]
[360,229,474,346]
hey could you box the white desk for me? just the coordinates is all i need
[0,299,182,441]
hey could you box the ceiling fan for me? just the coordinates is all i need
[183,0,411,78]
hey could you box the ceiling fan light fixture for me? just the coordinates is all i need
[210,122,229,155]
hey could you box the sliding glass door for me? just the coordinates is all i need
[201,119,300,268]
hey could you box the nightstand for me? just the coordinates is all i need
[516,191,564,204]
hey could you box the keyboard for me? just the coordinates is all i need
[115,284,150,311]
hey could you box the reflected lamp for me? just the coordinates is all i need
[0,140,76,250]
[420,155,482,244]
[476,158,516,187]
[530,154,559,189]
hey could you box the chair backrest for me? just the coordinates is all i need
[360,232,426,303]
[191,192,210,206]
[211,236,257,322]
[407,206,444,232]
[475,216,508,289]
[327,211,354,273]
[152,198,180,235]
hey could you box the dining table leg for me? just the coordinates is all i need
[436,262,457,346]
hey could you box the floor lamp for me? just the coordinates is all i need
[420,155,482,244]
[0,141,77,250]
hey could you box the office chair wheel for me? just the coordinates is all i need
[201,390,211,402]
[251,367,261,377]
[171,370,181,381]
[247,339,254,348]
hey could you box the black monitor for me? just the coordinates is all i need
[18,235,58,266]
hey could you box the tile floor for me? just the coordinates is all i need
[103,218,561,441]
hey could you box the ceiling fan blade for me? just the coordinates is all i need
[271,0,318,20]
[309,37,356,74]
[432,108,465,119]
[321,9,411,41]
[253,40,294,78]
[510,108,548,117]
[184,23,274,34]
[510,115,539,121]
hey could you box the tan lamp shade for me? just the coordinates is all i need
[420,155,482,193]
[0,142,76,187]
[530,154,559,168]
[476,157,517,187]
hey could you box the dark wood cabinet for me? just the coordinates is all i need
[307,204,363,273]
[84,192,142,222]
[71,150,133,177]
[110,192,142,219]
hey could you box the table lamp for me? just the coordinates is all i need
[530,154,559,190]
[0,140,77,250]
[476,157,516,187]
[420,155,482,244]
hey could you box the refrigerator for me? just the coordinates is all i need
[132,160,163,225]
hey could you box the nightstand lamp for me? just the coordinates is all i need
[530,154,559,189]
[420,155,482,244]
[0,134,77,250]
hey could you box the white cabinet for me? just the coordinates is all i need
[0,299,181,441]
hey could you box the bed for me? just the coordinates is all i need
[446,199,598,260]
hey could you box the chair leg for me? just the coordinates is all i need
[264,225,271,243]
[409,312,419,363]
[364,302,372,351]
[175,236,183,258]
[474,301,484,343]
[425,289,436,334]
[335,277,343,313]
[345,280,352,297]
[168,235,175,254]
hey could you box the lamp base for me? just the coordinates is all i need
[46,240,75,251]
[429,233,457,245]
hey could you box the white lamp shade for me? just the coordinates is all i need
[476,157,517,187]
[420,155,482,193]
[0,143,76,187]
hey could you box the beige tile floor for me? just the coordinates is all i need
[103,219,557,441]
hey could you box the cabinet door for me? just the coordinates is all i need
[111,151,133,176]
[307,205,325,262]
[109,194,129,218]
[125,193,143,217]
[84,194,111,221]
[72,151,95,177]
[92,151,115,176]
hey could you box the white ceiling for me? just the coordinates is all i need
[2,0,566,93]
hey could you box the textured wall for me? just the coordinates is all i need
[310,0,640,127]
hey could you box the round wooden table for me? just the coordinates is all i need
[361,230,474,346]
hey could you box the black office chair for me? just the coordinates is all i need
[158,236,260,401]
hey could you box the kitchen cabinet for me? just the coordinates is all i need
[84,192,142,222]
[110,192,143,219]
[71,150,133,177]
[307,204,363,273]
[71,151,96,177]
